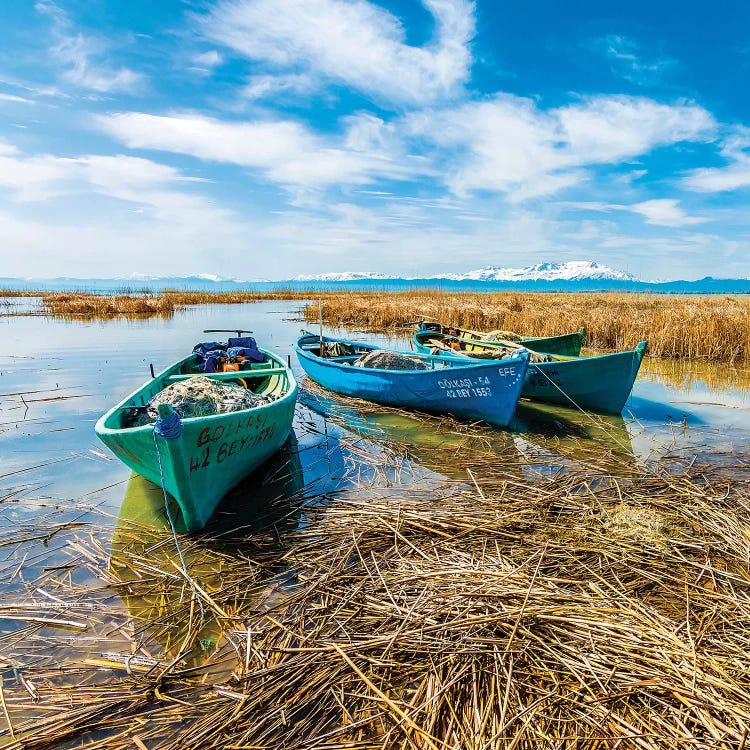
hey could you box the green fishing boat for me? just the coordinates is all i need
[418,322,586,357]
[414,329,647,415]
[95,346,297,531]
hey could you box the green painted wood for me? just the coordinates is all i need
[418,324,585,357]
[95,349,297,531]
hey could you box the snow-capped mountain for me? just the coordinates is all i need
[296,261,635,283]
[294,271,392,282]
[437,261,635,283]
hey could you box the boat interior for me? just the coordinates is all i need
[104,353,290,431]
[416,330,573,361]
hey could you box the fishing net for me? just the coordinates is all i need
[479,329,523,343]
[140,376,272,423]
[353,350,429,371]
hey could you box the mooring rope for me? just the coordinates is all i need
[152,411,206,623]
[528,363,636,456]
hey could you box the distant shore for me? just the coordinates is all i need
[2,288,749,363]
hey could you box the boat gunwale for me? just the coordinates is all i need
[95,349,297,436]
[413,331,647,364]
[296,334,531,376]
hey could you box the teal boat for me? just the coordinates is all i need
[417,322,586,357]
[95,348,297,531]
[413,330,646,415]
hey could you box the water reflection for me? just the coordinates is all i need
[641,357,750,396]
[300,380,642,486]
[109,439,304,662]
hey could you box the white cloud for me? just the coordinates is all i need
[559,199,707,227]
[0,147,204,207]
[193,50,223,69]
[0,93,35,104]
[242,73,316,100]
[0,148,245,277]
[97,111,422,189]
[36,1,143,93]
[629,199,707,227]
[557,97,713,162]
[200,0,475,106]
[598,34,676,85]
[683,130,750,192]
[406,94,714,199]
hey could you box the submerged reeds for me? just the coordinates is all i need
[2,388,750,748]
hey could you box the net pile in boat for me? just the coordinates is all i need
[142,376,272,422]
[480,329,523,343]
[353,350,429,371]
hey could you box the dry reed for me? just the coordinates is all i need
[40,292,176,318]
[4,288,749,362]
[303,291,750,363]
[2,393,750,748]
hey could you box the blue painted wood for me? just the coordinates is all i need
[295,334,530,428]
[414,333,647,415]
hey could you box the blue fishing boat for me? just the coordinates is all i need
[413,330,646,415]
[295,333,530,428]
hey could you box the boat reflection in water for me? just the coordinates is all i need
[301,380,639,486]
[510,401,638,478]
[109,438,304,663]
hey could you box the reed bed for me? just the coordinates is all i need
[2,393,750,748]
[4,287,750,362]
[302,291,750,363]
[40,292,176,318]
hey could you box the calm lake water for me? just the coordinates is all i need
[2,302,748,493]
[0,301,748,678]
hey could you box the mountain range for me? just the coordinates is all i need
[2,261,749,294]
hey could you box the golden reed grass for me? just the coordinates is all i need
[302,290,750,362]
[4,288,749,361]
[39,292,176,317]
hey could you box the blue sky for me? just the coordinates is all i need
[0,0,749,281]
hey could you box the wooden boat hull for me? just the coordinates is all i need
[95,351,297,531]
[522,345,646,414]
[419,323,586,357]
[414,334,647,415]
[295,334,530,428]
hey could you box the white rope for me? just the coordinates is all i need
[152,430,206,623]
[528,362,637,457]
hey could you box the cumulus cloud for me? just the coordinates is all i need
[406,94,715,199]
[199,0,475,106]
[96,111,422,189]
[36,0,143,93]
